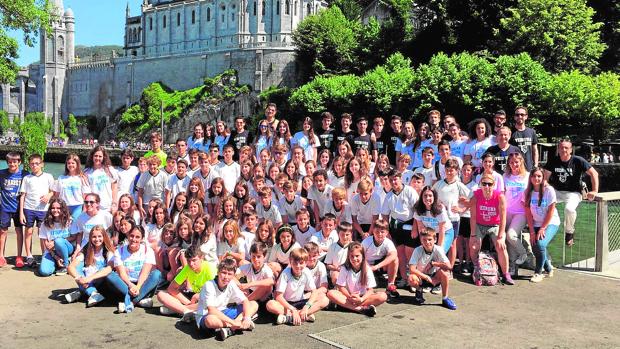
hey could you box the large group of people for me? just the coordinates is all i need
[0,104,600,340]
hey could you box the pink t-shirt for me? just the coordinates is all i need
[474,189,501,226]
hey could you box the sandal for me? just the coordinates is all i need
[565,233,574,246]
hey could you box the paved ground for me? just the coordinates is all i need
[1,232,619,349]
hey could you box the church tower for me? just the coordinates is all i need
[39,0,74,135]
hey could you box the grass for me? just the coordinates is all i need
[547,202,597,269]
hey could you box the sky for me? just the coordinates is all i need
[13,0,144,67]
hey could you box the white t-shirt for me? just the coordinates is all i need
[197,279,247,320]
[39,222,71,240]
[436,157,464,180]
[217,238,246,258]
[278,196,305,223]
[84,167,119,210]
[268,242,301,264]
[145,223,163,244]
[309,230,338,258]
[323,201,352,224]
[336,265,376,295]
[71,210,113,247]
[466,137,495,168]
[327,173,345,189]
[241,231,255,261]
[325,242,349,267]
[381,186,419,222]
[409,244,449,275]
[165,174,190,201]
[308,261,328,288]
[116,166,139,197]
[20,172,54,211]
[413,208,451,232]
[77,248,114,278]
[136,170,168,203]
[238,263,274,296]
[256,203,282,224]
[504,174,529,214]
[308,185,334,217]
[350,192,382,225]
[413,165,437,187]
[215,162,241,193]
[449,139,467,159]
[53,175,90,207]
[432,179,470,221]
[528,186,561,227]
[192,169,218,195]
[275,267,315,302]
[199,234,218,265]
[113,243,156,282]
[361,236,396,264]
[293,225,316,246]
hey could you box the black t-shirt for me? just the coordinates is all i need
[385,130,400,162]
[333,129,356,153]
[544,155,592,192]
[317,128,336,152]
[510,127,538,170]
[373,132,390,156]
[228,129,252,160]
[486,144,522,175]
[353,134,374,153]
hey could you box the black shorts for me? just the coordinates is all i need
[0,210,22,229]
[389,218,420,248]
[289,298,309,310]
[459,217,471,238]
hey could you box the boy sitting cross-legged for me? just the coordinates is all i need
[361,219,399,299]
[266,247,329,325]
[237,242,275,303]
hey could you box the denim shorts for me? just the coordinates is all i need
[24,209,46,228]
[0,210,22,229]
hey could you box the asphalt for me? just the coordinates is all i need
[1,232,619,349]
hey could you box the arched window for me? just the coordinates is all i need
[207,8,211,21]
[294,1,297,15]
[221,4,226,23]
[163,15,167,28]
[149,17,153,30]
[192,10,196,23]
[57,35,64,63]
[262,1,266,15]
[253,1,257,15]
[276,1,280,15]
[315,4,319,13]
[232,13,235,21]
[306,3,310,15]
[177,13,181,26]
[285,0,290,14]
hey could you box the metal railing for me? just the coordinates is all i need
[594,192,620,272]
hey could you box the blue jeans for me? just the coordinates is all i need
[38,238,74,277]
[68,205,83,222]
[441,228,455,254]
[74,262,106,296]
[106,269,162,305]
[533,225,559,274]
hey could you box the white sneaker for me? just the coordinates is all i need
[181,310,195,323]
[159,306,175,316]
[87,292,105,307]
[515,253,528,265]
[118,302,126,313]
[306,314,316,322]
[276,314,291,325]
[215,327,232,341]
[64,290,81,303]
[530,273,544,283]
[546,268,554,278]
[137,297,153,308]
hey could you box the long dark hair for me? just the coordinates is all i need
[343,242,368,287]
[414,186,443,216]
[43,198,71,229]
[524,167,548,208]
[85,145,114,178]
[150,201,171,226]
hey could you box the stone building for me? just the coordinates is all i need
[1,0,326,135]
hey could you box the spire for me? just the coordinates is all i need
[126,2,130,17]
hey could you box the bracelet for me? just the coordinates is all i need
[305,302,312,309]
[243,316,252,322]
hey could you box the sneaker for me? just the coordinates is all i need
[515,253,528,265]
[422,286,432,294]
[276,314,292,325]
[363,305,377,317]
[137,297,153,308]
[474,279,482,287]
[430,285,441,295]
[87,292,105,307]
[546,268,554,278]
[216,327,233,341]
[530,273,544,283]
[460,263,471,276]
[26,256,36,268]
[159,306,175,316]
[64,290,81,303]
[503,273,515,285]
[15,256,24,268]
[117,302,126,313]
[306,314,316,322]
[251,313,259,322]
[55,268,68,276]
[0,256,7,267]
[414,289,425,305]
[181,310,195,323]
[386,284,400,298]
[118,302,134,313]
[442,297,457,310]
[245,320,256,330]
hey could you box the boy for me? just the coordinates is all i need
[241,211,258,258]
[353,116,376,160]
[309,213,338,258]
[410,173,426,195]
[412,147,437,187]
[196,258,259,340]
[187,148,201,177]
[323,188,352,226]
[256,187,282,229]
[165,159,190,209]
[162,152,177,178]
[136,156,168,216]
[266,247,329,325]
[408,227,456,310]
[361,219,399,298]
[386,115,402,161]
[308,170,333,229]
[208,143,221,166]
[193,152,218,193]
[116,149,139,197]
[448,123,467,159]
[215,144,240,193]
[144,131,167,168]
[371,117,389,157]
[237,242,275,302]
[435,140,463,180]
[324,222,353,285]
[228,116,253,159]
[333,113,356,154]
[317,112,336,152]
[304,242,328,295]
[292,208,316,246]
[19,154,54,267]
[351,178,381,240]
[510,106,538,171]
[0,152,26,267]
[157,245,217,320]
[175,138,190,163]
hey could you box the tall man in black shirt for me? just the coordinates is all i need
[510,106,539,171]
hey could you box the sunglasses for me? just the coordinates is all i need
[515,113,527,116]
[84,200,97,205]
[481,182,494,187]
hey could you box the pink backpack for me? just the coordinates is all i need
[473,251,499,286]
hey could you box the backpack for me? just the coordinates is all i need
[473,251,499,286]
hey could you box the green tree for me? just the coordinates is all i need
[0,0,52,83]
[0,110,9,133]
[496,0,606,73]
[588,0,619,72]
[18,121,47,160]
[66,113,78,138]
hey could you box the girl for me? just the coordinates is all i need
[212,195,239,238]
[373,154,391,183]
[238,146,254,165]
[108,211,126,247]
[267,163,281,187]
[241,197,257,215]
[284,159,302,186]
[267,224,301,276]
[503,153,530,273]
[337,140,354,162]
[118,216,138,247]
[233,181,249,212]
[524,167,561,283]
[328,156,346,189]
[142,198,162,229]
[414,187,455,260]
[240,160,254,184]
[157,223,176,275]
[214,121,231,154]
[411,122,430,170]
[38,198,76,276]
[254,119,274,162]
[356,148,375,177]
[169,192,188,224]
[84,145,119,212]
[187,198,205,221]
[275,119,292,147]
[255,220,276,250]
[118,193,141,225]
[145,202,171,250]
[206,177,227,216]
[345,157,364,201]
[193,215,218,265]
[167,217,193,281]
[108,226,162,313]
[464,118,495,171]
[326,242,387,317]
[65,225,115,307]
[455,162,477,274]
[292,117,320,162]
[187,122,209,151]
[217,220,246,263]
[475,153,504,191]
[304,160,317,178]
[185,177,206,206]
[53,153,90,221]
[395,121,415,170]
[318,149,332,171]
